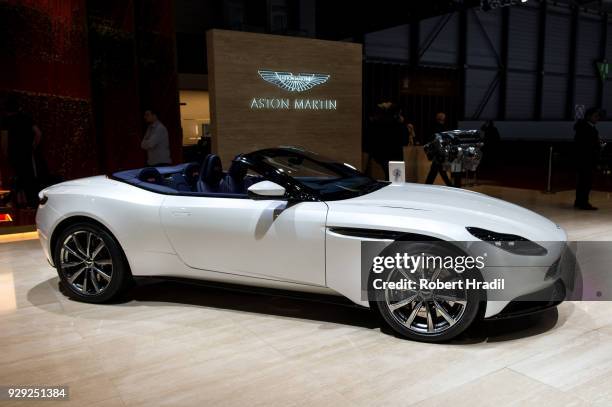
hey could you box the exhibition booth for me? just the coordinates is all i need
[3,1,612,405]
[206,29,363,168]
[187,30,433,183]
[0,29,365,232]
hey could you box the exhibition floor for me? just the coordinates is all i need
[1,187,612,406]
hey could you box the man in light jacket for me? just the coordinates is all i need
[141,109,171,166]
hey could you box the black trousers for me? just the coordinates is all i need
[425,162,453,186]
[373,158,390,180]
[12,161,38,207]
[575,166,594,206]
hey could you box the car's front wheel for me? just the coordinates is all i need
[54,222,131,303]
[370,242,483,343]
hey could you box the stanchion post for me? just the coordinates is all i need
[544,145,554,194]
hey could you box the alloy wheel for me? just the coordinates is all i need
[383,262,468,335]
[59,230,113,295]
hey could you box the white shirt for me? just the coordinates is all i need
[141,120,171,165]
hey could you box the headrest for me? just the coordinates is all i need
[204,154,223,185]
[183,163,200,185]
[138,167,162,184]
[228,155,248,181]
[198,154,212,182]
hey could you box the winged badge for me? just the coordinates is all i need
[258,70,330,92]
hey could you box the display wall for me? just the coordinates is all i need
[206,29,362,167]
[0,0,97,182]
[87,0,182,173]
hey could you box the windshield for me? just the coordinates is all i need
[246,148,387,200]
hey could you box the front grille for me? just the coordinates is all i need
[493,280,566,319]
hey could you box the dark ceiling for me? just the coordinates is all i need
[314,0,473,40]
[573,0,612,12]
[315,1,611,40]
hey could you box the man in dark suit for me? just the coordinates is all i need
[425,112,453,186]
[574,107,602,210]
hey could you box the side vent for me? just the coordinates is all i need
[328,227,440,241]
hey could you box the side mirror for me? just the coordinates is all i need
[247,181,286,200]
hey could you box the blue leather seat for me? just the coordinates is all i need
[138,167,163,184]
[221,157,251,194]
[197,154,225,193]
[173,162,200,191]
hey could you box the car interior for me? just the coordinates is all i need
[112,154,264,197]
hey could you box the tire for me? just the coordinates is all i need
[53,222,132,303]
[369,241,483,343]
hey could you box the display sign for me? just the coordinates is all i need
[257,70,330,92]
[388,161,406,183]
[207,29,362,167]
[251,70,338,110]
[251,70,337,110]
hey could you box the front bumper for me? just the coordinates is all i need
[489,280,565,319]
[482,244,578,318]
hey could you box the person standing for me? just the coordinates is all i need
[377,104,409,180]
[141,109,171,166]
[366,103,408,180]
[1,94,42,208]
[425,112,453,186]
[574,107,602,210]
[406,122,417,145]
[481,120,501,170]
[432,112,447,136]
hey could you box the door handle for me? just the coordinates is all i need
[171,211,192,217]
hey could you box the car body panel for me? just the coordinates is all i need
[326,183,566,243]
[160,195,327,285]
[36,176,173,273]
[323,183,567,316]
[36,171,568,320]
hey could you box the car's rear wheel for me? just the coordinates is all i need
[370,242,483,343]
[54,222,131,303]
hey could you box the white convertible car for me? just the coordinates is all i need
[36,147,572,342]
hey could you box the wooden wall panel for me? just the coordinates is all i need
[207,29,362,168]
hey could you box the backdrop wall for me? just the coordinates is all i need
[206,29,362,168]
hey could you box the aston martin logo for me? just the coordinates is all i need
[258,70,330,92]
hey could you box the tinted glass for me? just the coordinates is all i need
[249,149,387,200]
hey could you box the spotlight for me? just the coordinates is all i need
[480,0,527,11]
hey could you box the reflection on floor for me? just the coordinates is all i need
[1,186,612,406]
[0,231,38,244]
[0,207,37,230]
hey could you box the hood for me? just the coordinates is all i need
[326,183,566,242]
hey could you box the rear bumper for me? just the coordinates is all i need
[35,203,55,266]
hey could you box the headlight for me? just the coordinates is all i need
[466,227,547,256]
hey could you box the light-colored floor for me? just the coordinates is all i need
[1,187,612,407]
